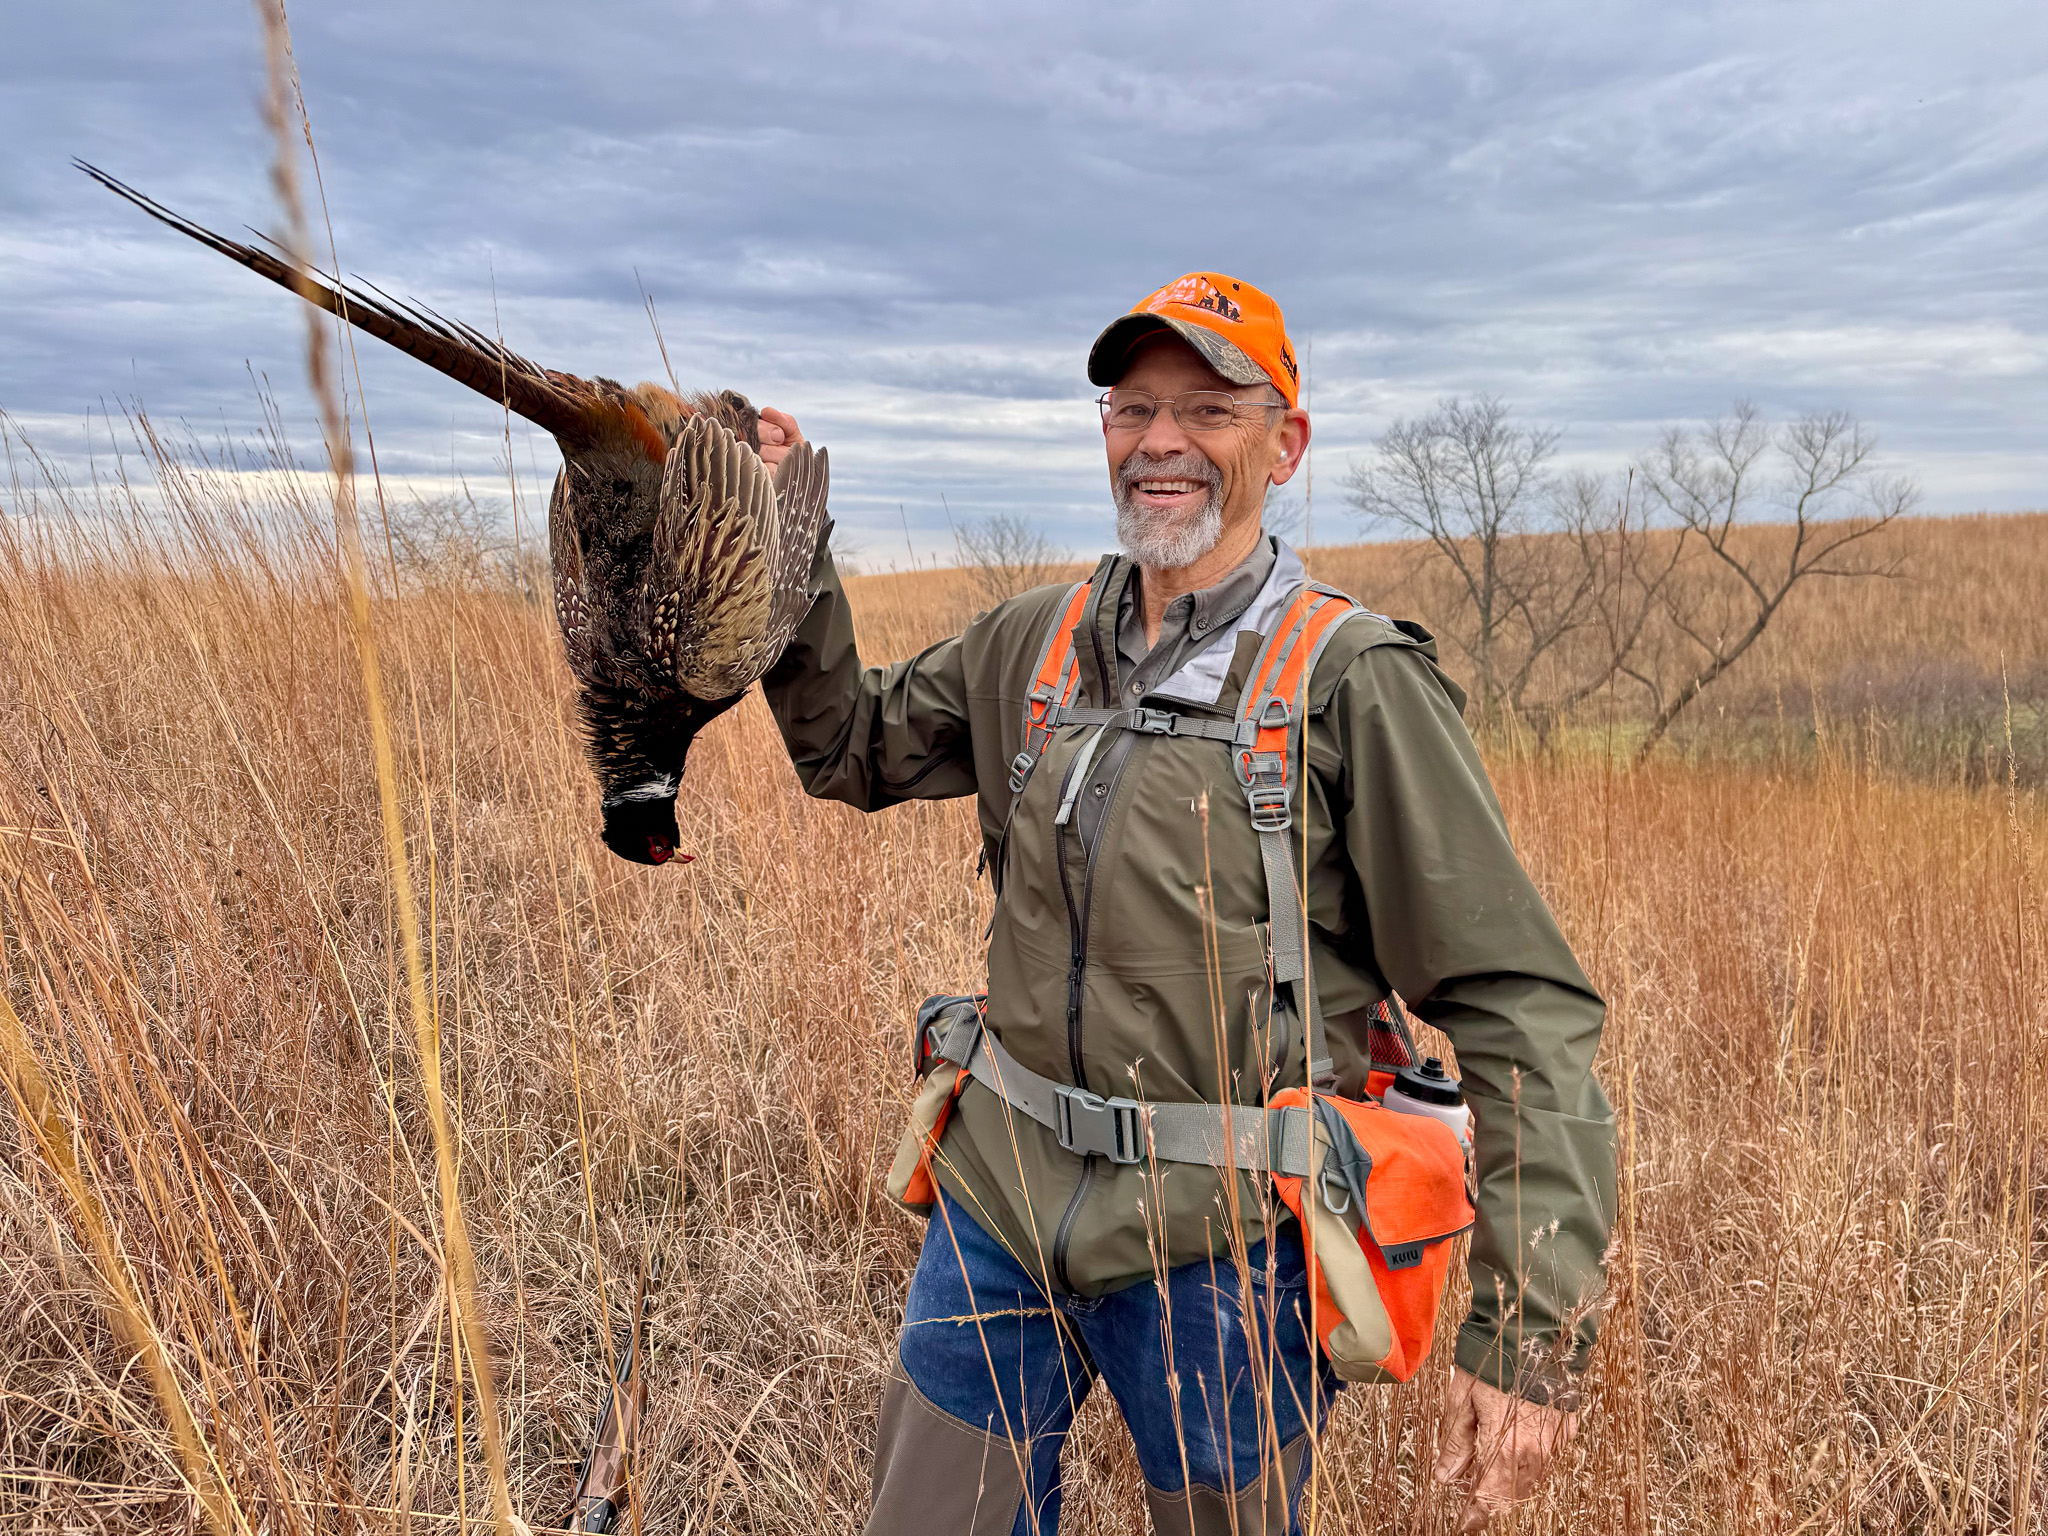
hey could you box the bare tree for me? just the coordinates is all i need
[1532,468,1689,735]
[953,510,1071,607]
[1346,397,1654,731]
[1632,402,1917,760]
[382,486,513,588]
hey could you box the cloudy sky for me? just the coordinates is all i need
[5,1,2046,559]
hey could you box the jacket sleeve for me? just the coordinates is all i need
[758,540,979,809]
[1327,640,1616,1408]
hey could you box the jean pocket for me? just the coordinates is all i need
[1244,1225,1312,1295]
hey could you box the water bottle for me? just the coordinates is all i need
[1382,1057,1473,1151]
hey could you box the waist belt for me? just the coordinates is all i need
[921,1002,1316,1178]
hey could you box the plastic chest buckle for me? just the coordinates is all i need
[1056,1086,1145,1164]
[1235,747,1291,832]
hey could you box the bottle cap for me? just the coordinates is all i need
[1390,1056,1464,1107]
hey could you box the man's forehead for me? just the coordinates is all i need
[1115,331,1236,390]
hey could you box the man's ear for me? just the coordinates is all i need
[1268,409,1311,487]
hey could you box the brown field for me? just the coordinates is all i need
[0,447,2043,1533]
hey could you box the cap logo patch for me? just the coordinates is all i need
[1147,274,1242,324]
[1279,340,1298,382]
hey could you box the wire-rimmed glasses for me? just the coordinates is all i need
[1096,389,1288,433]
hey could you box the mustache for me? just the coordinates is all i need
[1115,451,1222,499]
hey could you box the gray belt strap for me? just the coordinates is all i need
[927,1009,1314,1178]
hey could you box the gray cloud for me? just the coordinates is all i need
[4,0,2045,558]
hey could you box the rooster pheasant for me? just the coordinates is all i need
[81,163,830,866]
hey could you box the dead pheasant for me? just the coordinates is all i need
[81,163,831,866]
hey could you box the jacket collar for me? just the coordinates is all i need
[1077,536,1304,709]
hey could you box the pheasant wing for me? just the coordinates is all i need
[642,414,783,700]
[761,440,832,660]
[548,473,603,685]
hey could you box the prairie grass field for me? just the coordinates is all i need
[0,434,2043,1532]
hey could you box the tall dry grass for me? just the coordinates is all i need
[0,424,2043,1533]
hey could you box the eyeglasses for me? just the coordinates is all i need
[1096,388,1289,433]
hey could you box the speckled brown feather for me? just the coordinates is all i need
[765,433,833,657]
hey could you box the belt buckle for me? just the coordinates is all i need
[1131,707,1176,736]
[1055,1086,1145,1164]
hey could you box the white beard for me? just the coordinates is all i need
[1114,453,1226,570]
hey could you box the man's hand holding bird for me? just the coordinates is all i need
[755,406,807,473]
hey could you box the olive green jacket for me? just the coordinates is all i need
[762,538,1615,1404]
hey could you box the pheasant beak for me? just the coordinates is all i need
[601,794,688,867]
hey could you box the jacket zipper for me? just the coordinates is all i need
[1052,1157,1096,1292]
[1048,718,1135,1292]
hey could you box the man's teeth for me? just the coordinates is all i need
[1138,480,1204,494]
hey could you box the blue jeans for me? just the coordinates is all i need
[868,1189,1342,1536]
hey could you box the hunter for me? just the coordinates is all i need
[751,274,1615,1535]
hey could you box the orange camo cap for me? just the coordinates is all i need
[1086,272,1301,407]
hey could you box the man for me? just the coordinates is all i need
[752,274,1615,1534]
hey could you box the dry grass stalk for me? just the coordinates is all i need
[0,990,239,1533]
[251,1,514,1526]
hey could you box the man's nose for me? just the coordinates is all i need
[1133,407,1198,460]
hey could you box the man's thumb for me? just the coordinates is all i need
[1434,1382,1479,1484]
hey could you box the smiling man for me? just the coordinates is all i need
[754,274,1615,1534]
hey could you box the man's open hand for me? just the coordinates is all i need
[1432,1367,1578,1531]
[757,406,804,473]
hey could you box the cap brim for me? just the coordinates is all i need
[1087,314,1270,392]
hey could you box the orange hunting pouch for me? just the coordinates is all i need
[1268,1087,1473,1383]
[884,580,1474,1379]
[884,993,982,1214]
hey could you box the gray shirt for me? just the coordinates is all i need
[1077,535,1281,850]
[1112,535,1280,698]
